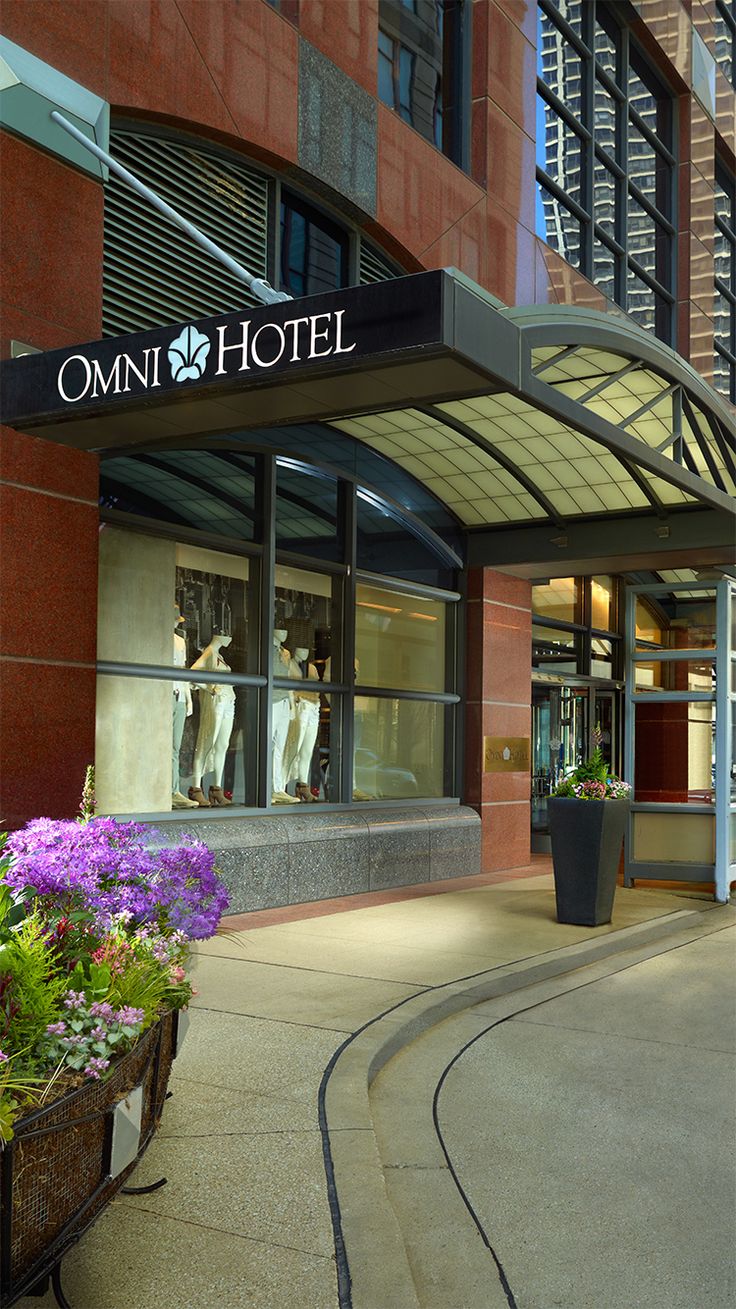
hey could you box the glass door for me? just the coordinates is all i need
[532,683,588,842]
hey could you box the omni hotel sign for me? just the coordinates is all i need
[0,269,520,449]
[55,309,358,403]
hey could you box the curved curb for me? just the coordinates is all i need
[322,906,723,1308]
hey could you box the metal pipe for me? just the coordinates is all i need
[50,110,292,307]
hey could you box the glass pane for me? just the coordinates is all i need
[627,124,656,199]
[591,636,614,678]
[542,1,583,45]
[714,222,733,289]
[100,452,257,541]
[353,698,445,798]
[280,196,347,297]
[96,676,254,813]
[532,624,579,672]
[274,564,335,685]
[634,700,715,803]
[378,29,395,106]
[532,684,588,829]
[632,811,715,864]
[634,592,717,650]
[626,267,669,338]
[591,576,615,629]
[594,77,618,158]
[713,349,734,401]
[355,583,446,692]
[628,194,668,286]
[357,496,455,589]
[536,95,584,206]
[714,289,733,348]
[176,543,252,674]
[593,239,617,300]
[273,674,333,804]
[715,175,734,230]
[628,62,666,145]
[536,185,582,266]
[730,810,736,866]
[593,157,618,238]
[98,527,252,670]
[532,577,581,623]
[594,14,618,83]
[276,463,340,561]
[633,659,716,692]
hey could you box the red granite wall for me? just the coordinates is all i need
[465,568,532,871]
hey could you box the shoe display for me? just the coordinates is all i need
[295,783,317,803]
[188,786,211,807]
[271,791,301,805]
[208,786,232,807]
[172,791,199,809]
[352,788,375,801]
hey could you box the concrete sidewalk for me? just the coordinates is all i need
[18,866,736,1309]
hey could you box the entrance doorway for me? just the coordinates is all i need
[531,679,621,851]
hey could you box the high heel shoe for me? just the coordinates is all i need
[208,786,232,806]
[188,786,210,807]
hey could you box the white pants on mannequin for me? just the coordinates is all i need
[192,691,235,791]
[287,700,320,790]
[172,693,187,791]
[271,698,292,796]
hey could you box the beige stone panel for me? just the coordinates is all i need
[98,527,175,664]
[95,674,171,814]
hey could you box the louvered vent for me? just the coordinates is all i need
[103,131,270,337]
[359,240,401,284]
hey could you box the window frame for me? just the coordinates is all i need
[535,0,676,344]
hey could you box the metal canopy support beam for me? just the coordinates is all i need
[50,110,291,308]
[520,364,736,514]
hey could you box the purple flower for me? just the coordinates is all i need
[0,1051,8,1064]
[83,1056,110,1080]
[89,1001,114,1022]
[90,1025,107,1041]
[46,1021,67,1036]
[5,818,228,941]
[114,1007,144,1027]
[64,990,86,1010]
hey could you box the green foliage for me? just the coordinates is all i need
[107,958,186,1028]
[570,745,609,784]
[69,960,113,1005]
[0,914,67,1059]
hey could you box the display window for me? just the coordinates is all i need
[96,453,459,815]
[355,584,446,692]
[352,698,445,800]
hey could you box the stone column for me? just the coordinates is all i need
[464,568,532,871]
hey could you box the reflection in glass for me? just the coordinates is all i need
[594,79,618,159]
[532,577,581,623]
[355,584,446,692]
[634,701,715,803]
[276,463,340,561]
[176,543,250,674]
[536,96,583,206]
[532,684,587,831]
[593,239,616,300]
[274,564,334,684]
[633,660,716,693]
[591,576,614,630]
[280,193,348,298]
[532,625,579,672]
[353,698,444,799]
[635,594,717,650]
[594,157,617,238]
[591,637,614,679]
[536,185,581,266]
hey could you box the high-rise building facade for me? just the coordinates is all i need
[1,0,734,904]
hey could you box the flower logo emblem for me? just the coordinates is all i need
[502,747,511,761]
[168,325,211,383]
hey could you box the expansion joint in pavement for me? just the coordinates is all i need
[319,904,729,1309]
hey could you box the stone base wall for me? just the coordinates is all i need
[149,806,481,914]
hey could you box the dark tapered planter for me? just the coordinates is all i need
[548,797,629,926]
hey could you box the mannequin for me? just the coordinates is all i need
[286,646,321,802]
[172,606,198,809]
[271,629,299,804]
[189,633,236,807]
